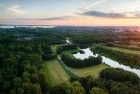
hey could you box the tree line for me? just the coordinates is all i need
[56,44,78,54]
[61,52,102,68]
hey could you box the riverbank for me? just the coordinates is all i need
[91,45,140,69]
[72,47,140,77]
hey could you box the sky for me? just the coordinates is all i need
[0,0,140,26]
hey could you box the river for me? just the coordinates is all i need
[73,48,140,77]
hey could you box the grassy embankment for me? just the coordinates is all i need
[92,45,140,69]
[110,47,140,55]
[112,44,140,51]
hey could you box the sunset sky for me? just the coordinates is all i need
[1,0,140,26]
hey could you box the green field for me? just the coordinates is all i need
[109,47,140,55]
[66,64,109,78]
[58,56,109,78]
[46,46,109,87]
[43,60,70,87]
[131,41,140,46]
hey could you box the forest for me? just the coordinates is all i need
[0,27,140,94]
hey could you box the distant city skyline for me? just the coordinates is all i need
[1,0,140,26]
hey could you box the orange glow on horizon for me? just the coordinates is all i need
[19,16,140,26]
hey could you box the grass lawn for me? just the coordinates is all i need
[43,59,70,87]
[66,64,109,78]
[58,56,109,78]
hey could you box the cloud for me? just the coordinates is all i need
[19,16,76,21]
[81,10,140,19]
[39,16,74,20]
[85,0,108,10]
[8,5,26,14]
[77,0,109,13]
[82,10,125,18]
[133,12,140,18]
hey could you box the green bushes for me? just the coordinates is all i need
[100,68,140,85]
[56,44,78,54]
[79,50,85,54]
[89,87,108,94]
[61,52,102,68]
[91,45,140,68]
[78,68,140,94]
[49,81,85,94]
[41,43,57,60]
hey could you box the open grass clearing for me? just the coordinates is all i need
[67,64,109,78]
[58,56,109,78]
[43,59,70,87]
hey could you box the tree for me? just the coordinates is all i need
[12,77,22,88]
[64,81,85,94]
[31,84,42,94]
[89,87,108,94]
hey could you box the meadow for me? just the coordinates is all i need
[43,60,70,87]
[62,63,109,78]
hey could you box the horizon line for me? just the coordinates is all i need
[0,24,140,27]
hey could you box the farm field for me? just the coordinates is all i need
[43,59,70,87]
